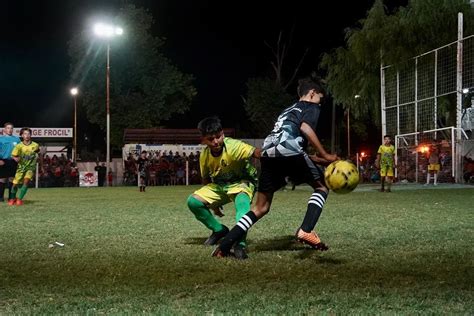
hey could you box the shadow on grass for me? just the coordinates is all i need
[253,235,344,264]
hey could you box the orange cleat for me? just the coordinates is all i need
[15,199,24,206]
[7,199,16,206]
[296,228,329,251]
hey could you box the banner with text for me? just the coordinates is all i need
[0,128,73,138]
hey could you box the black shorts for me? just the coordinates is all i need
[0,159,18,178]
[258,154,326,193]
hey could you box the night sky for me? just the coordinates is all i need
[0,0,405,146]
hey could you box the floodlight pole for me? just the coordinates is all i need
[106,43,111,185]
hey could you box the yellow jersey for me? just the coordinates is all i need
[200,137,257,185]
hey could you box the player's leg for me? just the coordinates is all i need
[426,168,431,185]
[8,171,23,205]
[187,184,230,245]
[293,155,329,250]
[0,178,6,202]
[385,166,394,192]
[380,165,387,192]
[16,173,33,205]
[226,183,255,259]
[213,157,285,258]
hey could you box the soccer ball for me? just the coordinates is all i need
[324,160,359,194]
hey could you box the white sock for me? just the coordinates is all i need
[434,173,437,185]
[426,173,431,184]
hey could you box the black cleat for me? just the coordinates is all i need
[232,244,248,260]
[211,246,231,258]
[204,225,229,245]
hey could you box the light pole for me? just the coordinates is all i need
[70,87,79,163]
[347,94,361,158]
[93,23,123,185]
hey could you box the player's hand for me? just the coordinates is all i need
[0,160,4,166]
[309,155,332,166]
[12,157,20,163]
[211,207,224,217]
[321,153,338,162]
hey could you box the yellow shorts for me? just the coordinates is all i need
[13,170,34,185]
[193,182,255,208]
[380,166,394,177]
[428,164,440,171]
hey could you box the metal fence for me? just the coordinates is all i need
[381,14,473,183]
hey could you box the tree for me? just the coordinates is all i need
[243,31,307,137]
[68,4,196,148]
[320,0,474,126]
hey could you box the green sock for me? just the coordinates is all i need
[187,195,223,232]
[18,185,29,200]
[9,186,18,200]
[235,193,251,247]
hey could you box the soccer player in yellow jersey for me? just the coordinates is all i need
[8,128,40,205]
[375,135,395,192]
[187,117,261,259]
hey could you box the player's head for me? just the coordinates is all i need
[198,116,224,153]
[19,127,32,141]
[297,78,325,104]
[383,135,391,145]
[140,150,147,157]
[3,122,14,136]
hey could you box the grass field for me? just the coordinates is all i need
[1,185,473,314]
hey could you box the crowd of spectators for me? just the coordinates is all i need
[39,154,79,187]
[123,150,202,186]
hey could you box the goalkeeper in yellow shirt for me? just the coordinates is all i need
[8,128,40,205]
[187,117,261,259]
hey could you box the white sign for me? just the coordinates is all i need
[79,171,98,187]
[0,128,73,138]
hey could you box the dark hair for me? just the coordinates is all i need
[383,135,391,139]
[297,77,325,97]
[4,122,13,128]
[197,117,223,136]
[20,127,32,136]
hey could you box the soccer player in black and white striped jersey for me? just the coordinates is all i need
[212,77,339,259]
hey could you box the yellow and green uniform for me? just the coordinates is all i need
[12,141,39,184]
[188,137,257,246]
[377,144,395,177]
[194,137,257,207]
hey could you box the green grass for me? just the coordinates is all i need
[0,185,473,314]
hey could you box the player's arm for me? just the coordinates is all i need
[300,122,337,162]
[308,153,333,166]
[11,144,20,163]
[252,148,262,159]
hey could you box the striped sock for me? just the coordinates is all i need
[220,211,258,253]
[300,190,328,232]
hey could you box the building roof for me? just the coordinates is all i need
[123,128,235,144]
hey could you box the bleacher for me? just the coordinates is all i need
[123,128,236,144]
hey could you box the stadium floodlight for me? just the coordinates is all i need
[354,94,361,99]
[93,22,123,186]
[70,87,79,162]
[462,88,470,94]
[94,23,124,38]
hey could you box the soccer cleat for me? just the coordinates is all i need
[204,225,229,245]
[7,199,16,206]
[15,199,24,206]
[296,228,329,251]
[232,244,249,260]
[211,246,231,258]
